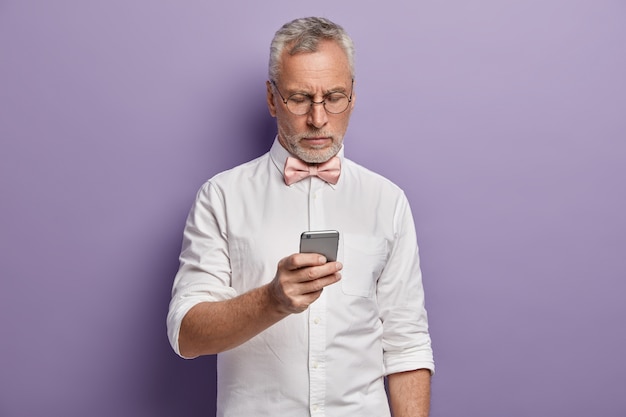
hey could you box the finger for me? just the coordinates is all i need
[297,261,342,283]
[299,272,342,294]
[290,288,325,312]
[274,271,341,313]
[283,253,328,271]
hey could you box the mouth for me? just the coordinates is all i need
[301,136,332,147]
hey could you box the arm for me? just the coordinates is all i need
[388,369,431,417]
[379,194,434,414]
[179,253,342,358]
[169,181,341,358]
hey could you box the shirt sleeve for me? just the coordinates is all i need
[166,181,237,357]
[378,192,435,375]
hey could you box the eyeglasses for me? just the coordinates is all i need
[271,79,353,116]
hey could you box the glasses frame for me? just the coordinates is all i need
[271,79,354,116]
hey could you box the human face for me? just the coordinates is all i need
[266,40,355,164]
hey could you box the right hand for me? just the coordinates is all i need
[268,253,342,314]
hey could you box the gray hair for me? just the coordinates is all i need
[269,17,355,82]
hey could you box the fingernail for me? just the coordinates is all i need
[336,262,343,270]
[319,256,327,264]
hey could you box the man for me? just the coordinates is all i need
[167,17,434,417]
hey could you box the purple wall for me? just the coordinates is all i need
[1,1,625,416]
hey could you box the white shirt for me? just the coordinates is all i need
[167,139,434,417]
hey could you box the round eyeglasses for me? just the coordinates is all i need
[271,80,353,116]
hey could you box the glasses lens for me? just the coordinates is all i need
[286,94,312,115]
[324,92,349,114]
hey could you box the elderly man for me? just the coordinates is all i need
[167,16,434,417]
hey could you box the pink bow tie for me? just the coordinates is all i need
[284,156,341,185]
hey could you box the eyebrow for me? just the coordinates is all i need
[286,84,350,96]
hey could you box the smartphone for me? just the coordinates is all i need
[300,230,340,262]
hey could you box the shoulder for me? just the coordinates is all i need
[343,157,404,194]
[203,152,272,190]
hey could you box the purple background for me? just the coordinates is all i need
[1,1,625,416]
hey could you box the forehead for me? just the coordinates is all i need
[279,40,352,90]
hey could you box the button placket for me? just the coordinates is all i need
[308,177,327,416]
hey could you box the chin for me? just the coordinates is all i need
[296,146,340,164]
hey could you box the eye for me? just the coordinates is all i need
[326,93,346,103]
[288,94,310,104]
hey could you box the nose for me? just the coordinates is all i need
[307,102,328,129]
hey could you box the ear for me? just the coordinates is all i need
[266,80,277,118]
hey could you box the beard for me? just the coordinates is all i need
[279,129,343,164]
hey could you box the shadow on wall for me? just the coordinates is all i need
[242,102,276,159]
[235,76,277,160]
[129,221,218,417]
[145,95,276,416]
[204,76,277,171]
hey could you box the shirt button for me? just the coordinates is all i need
[313,317,321,324]
[312,405,319,412]
[312,361,319,369]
